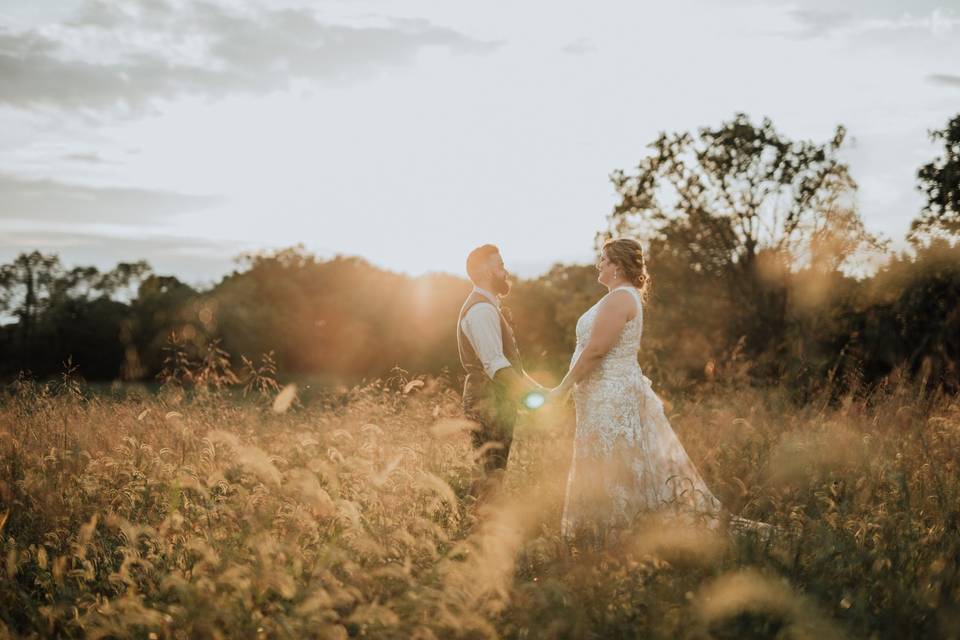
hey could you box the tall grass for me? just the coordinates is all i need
[1,369,958,638]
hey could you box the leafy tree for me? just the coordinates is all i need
[856,240,960,392]
[42,297,131,379]
[0,252,62,346]
[127,275,200,377]
[602,114,882,378]
[96,261,152,299]
[0,254,157,378]
[605,113,865,267]
[913,113,960,240]
[209,247,465,381]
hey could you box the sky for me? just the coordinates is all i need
[1,0,958,285]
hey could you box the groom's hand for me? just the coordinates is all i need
[493,367,539,405]
[525,373,546,391]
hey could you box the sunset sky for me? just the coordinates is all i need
[1,0,958,284]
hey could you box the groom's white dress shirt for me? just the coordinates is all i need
[460,286,512,380]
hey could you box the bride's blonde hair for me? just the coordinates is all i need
[603,237,649,296]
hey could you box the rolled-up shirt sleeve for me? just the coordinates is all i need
[460,303,513,380]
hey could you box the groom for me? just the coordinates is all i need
[457,244,541,481]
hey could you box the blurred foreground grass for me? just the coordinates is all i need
[1,373,958,639]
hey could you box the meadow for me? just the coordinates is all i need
[1,368,958,639]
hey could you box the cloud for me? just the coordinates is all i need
[561,37,597,55]
[0,172,222,225]
[741,0,954,21]
[63,152,111,164]
[786,9,855,38]
[0,229,242,283]
[927,73,960,88]
[0,0,499,112]
[775,4,959,42]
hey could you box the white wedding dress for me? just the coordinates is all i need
[560,285,766,539]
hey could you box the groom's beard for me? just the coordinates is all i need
[492,274,511,297]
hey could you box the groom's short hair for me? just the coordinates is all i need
[466,244,500,283]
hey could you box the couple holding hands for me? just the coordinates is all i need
[457,239,771,539]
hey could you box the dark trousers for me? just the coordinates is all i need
[463,372,518,473]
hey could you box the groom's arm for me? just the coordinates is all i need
[493,366,539,401]
[461,304,538,400]
[522,371,545,390]
[461,303,512,379]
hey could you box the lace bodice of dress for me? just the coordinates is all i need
[567,286,647,458]
[570,286,643,378]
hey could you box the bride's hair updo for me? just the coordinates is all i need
[603,237,649,295]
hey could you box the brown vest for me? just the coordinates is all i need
[457,291,522,376]
[457,291,523,409]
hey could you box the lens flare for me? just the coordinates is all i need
[523,391,546,410]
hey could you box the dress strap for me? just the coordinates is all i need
[611,285,641,312]
[612,285,635,293]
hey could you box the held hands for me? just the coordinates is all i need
[511,370,571,411]
[517,380,571,412]
[519,378,547,410]
[520,385,567,411]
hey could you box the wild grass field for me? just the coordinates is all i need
[1,369,958,639]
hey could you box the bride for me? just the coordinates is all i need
[548,238,769,540]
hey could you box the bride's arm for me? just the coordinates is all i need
[551,291,635,397]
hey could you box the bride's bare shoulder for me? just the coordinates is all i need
[601,288,635,304]
[598,288,638,317]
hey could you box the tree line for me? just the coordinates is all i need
[2,113,958,396]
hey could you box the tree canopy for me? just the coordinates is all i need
[1,113,958,395]
[913,114,960,240]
